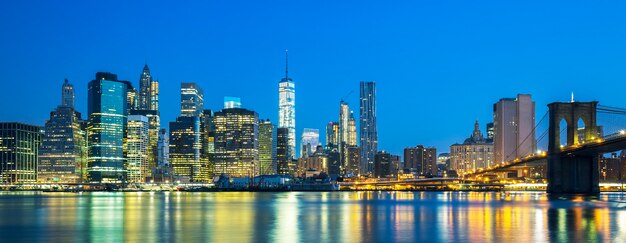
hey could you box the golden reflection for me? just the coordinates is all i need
[0,191,623,242]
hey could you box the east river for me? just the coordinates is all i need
[1,191,625,242]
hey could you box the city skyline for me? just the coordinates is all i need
[3,1,626,157]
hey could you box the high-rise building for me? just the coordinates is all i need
[374,151,397,178]
[278,50,296,160]
[125,115,150,183]
[181,82,204,117]
[39,79,87,183]
[325,121,340,149]
[213,108,259,177]
[259,119,276,175]
[276,127,291,175]
[404,145,437,176]
[493,94,536,164]
[0,123,41,184]
[138,64,152,110]
[300,128,320,158]
[62,78,75,109]
[450,121,494,175]
[346,146,361,176]
[600,152,622,181]
[339,100,351,148]
[360,81,377,174]
[133,64,161,179]
[348,112,357,146]
[87,72,129,183]
[157,129,169,167]
[169,116,202,181]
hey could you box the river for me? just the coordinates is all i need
[1,191,625,242]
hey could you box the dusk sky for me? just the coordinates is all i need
[2,1,626,156]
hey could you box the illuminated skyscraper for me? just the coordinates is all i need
[157,129,169,167]
[39,79,87,183]
[300,128,320,158]
[0,123,41,184]
[125,115,149,183]
[278,50,296,159]
[181,82,204,117]
[62,78,75,109]
[276,127,291,175]
[138,64,152,110]
[213,108,259,177]
[169,116,202,181]
[348,112,357,146]
[87,72,129,183]
[259,119,276,175]
[360,81,377,174]
[339,100,350,148]
[134,64,160,179]
[325,121,339,149]
[493,94,536,163]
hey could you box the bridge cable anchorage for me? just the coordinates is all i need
[503,111,548,162]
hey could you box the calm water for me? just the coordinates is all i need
[1,191,626,242]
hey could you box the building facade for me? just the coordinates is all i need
[259,119,276,175]
[450,121,494,175]
[38,79,87,183]
[87,72,129,183]
[359,81,377,175]
[493,94,536,164]
[125,115,150,183]
[276,127,291,175]
[325,121,339,149]
[300,128,320,158]
[0,123,41,183]
[181,82,204,117]
[404,145,437,176]
[213,108,259,177]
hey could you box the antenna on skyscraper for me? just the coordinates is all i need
[285,49,289,79]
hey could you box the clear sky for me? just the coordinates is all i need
[1,1,626,156]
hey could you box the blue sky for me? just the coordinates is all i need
[1,1,626,156]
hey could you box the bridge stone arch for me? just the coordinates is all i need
[547,101,599,194]
[548,102,597,150]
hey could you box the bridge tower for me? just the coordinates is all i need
[547,101,599,194]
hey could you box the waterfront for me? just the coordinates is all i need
[0,192,625,242]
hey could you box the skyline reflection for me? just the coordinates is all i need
[0,191,625,242]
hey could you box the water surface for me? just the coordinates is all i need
[1,191,625,242]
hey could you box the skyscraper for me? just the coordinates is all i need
[278,50,296,160]
[138,64,152,110]
[258,119,276,175]
[493,94,536,164]
[325,121,339,149]
[181,82,204,117]
[62,78,75,109]
[134,64,160,180]
[0,123,41,184]
[87,72,129,183]
[157,128,169,167]
[339,100,351,148]
[276,127,291,175]
[213,108,259,177]
[125,115,150,183]
[300,128,320,158]
[169,116,202,181]
[360,81,377,174]
[347,112,357,146]
[38,79,87,183]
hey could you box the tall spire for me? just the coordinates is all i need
[285,49,289,80]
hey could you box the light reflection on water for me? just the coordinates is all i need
[0,191,626,242]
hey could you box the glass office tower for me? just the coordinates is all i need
[87,72,128,183]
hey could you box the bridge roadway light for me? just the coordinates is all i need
[620,130,626,135]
